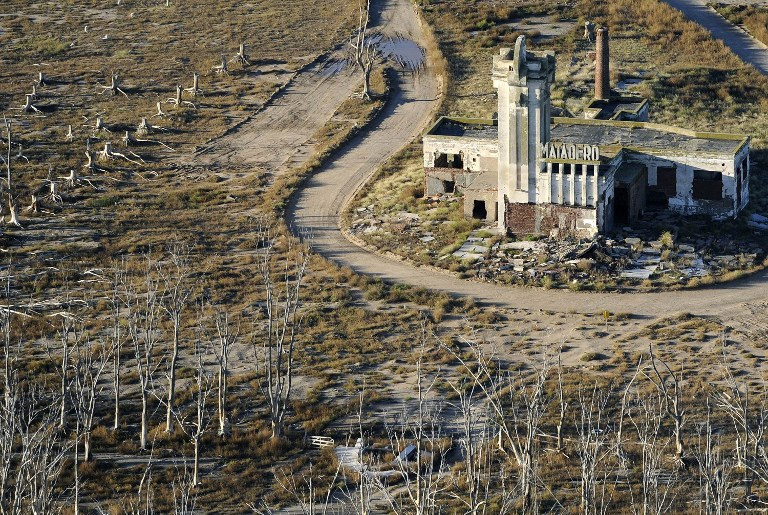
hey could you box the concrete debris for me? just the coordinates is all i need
[350,199,764,287]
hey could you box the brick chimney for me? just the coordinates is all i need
[595,27,610,100]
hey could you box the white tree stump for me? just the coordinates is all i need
[21,94,42,114]
[152,101,167,118]
[184,72,202,97]
[230,43,251,67]
[98,72,128,97]
[212,54,228,75]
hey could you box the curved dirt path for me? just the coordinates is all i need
[288,0,768,319]
[189,60,358,173]
[663,0,768,75]
[181,0,416,174]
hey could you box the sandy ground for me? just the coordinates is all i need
[183,57,359,174]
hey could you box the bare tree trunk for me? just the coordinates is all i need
[255,226,308,440]
[214,310,235,437]
[161,244,191,434]
[127,254,162,451]
[649,344,686,466]
[350,0,378,101]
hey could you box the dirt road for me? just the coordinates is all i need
[183,0,420,174]
[189,59,359,173]
[287,0,768,320]
[663,0,768,75]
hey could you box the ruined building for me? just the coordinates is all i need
[423,32,750,237]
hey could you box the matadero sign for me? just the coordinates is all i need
[540,142,601,162]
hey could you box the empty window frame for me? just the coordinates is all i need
[434,153,464,169]
[692,170,723,200]
[656,166,677,197]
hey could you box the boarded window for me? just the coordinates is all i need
[692,170,723,200]
[656,166,676,197]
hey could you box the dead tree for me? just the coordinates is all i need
[694,398,732,515]
[97,141,144,165]
[109,264,127,431]
[628,388,675,515]
[212,309,237,437]
[35,71,47,87]
[230,43,250,67]
[160,244,192,434]
[715,342,768,503]
[255,227,308,439]
[188,344,211,485]
[25,194,39,214]
[122,130,174,151]
[65,124,74,142]
[555,350,568,453]
[29,84,38,101]
[137,117,168,137]
[98,72,128,97]
[20,94,42,114]
[350,0,379,101]
[575,383,613,515]
[152,101,167,118]
[91,114,111,135]
[47,313,78,430]
[212,54,228,75]
[616,356,643,464]
[167,85,196,109]
[446,360,492,513]
[184,72,202,97]
[43,174,62,204]
[59,168,97,190]
[382,330,449,515]
[0,119,20,228]
[71,334,112,463]
[441,337,551,513]
[127,255,164,450]
[648,344,686,466]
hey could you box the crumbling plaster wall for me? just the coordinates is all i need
[626,151,741,217]
[422,137,498,172]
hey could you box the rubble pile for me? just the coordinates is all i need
[350,200,767,289]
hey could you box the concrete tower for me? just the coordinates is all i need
[493,36,555,231]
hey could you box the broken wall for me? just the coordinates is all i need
[505,200,598,238]
[626,150,743,218]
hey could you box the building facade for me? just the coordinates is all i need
[423,33,750,238]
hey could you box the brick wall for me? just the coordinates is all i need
[505,198,593,238]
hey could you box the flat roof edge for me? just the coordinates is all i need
[552,116,746,141]
[425,116,496,136]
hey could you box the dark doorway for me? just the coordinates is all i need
[443,180,455,193]
[614,186,630,225]
[646,189,668,209]
[472,200,487,220]
[656,166,677,197]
